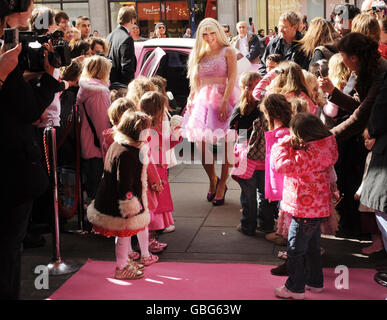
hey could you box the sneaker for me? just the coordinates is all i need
[274,286,305,300]
[149,238,166,253]
[128,251,140,260]
[305,285,324,293]
[115,265,144,280]
[162,225,176,233]
[140,254,159,266]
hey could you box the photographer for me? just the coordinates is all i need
[0,0,65,300]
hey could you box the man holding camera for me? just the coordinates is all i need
[0,0,66,300]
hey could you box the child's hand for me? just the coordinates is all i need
[354,193,360,201]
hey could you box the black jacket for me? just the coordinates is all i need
[361,72,387,213]
[258,31,310,76]
[106,25,137,86]
[0,66,63,206]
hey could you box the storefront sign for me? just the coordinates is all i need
[137,1,189,20]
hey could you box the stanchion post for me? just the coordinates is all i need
[44,125,82,275]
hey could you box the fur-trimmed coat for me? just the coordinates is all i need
[87,132,150,237]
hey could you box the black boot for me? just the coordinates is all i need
[271,261,288,276]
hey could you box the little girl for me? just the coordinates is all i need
[139,91,183,253]
[253,61,318,115]
[229,72,277,235]
[259,94,292,254]
[77,55,112,201]
[101,98,162,265]
[355,128,383,254]
[87,111,154,280]
[102,97,136,161]
[272,113,338,300]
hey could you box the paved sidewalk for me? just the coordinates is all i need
[20,163,381,300]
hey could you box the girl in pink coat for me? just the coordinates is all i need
[272,113,338,300]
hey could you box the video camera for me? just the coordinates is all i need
[0,0,30,17]
[3,28,71,72]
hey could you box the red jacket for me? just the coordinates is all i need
[271,135,338,218]
[379,41,387,59]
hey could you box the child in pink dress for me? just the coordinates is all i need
[139,91,183,253]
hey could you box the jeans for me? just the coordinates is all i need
[237,170,278,234]
[375,211,387,253]
[285,217,323,293]
[0,201,33,299]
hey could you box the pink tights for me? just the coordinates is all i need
[115,227,150,269]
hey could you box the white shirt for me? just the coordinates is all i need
[239,35,249,57]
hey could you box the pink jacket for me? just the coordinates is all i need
[264,127,290,201]
[271,135,338,218]
[77,78,111,160]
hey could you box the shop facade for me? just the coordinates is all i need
[34,0,228,38]
[237,0,365,35]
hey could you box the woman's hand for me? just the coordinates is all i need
[42,41,55,77]
[0,43,22,83]
[218,100,228,122]
[318,76,335,95]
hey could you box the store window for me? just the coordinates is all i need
[34,0,89,25]
[109,0,216,38]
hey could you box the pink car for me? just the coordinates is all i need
[134,38,195,115]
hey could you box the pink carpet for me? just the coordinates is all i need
[49,260,387,300]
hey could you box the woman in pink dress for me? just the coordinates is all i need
[182,18,238,206]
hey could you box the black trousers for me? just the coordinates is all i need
[0,201,33,300]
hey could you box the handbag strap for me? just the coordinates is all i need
[81,102,101,149]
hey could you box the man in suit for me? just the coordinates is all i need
[106,6,137,87]
[231,21,260,64]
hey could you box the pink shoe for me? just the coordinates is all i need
[128,251,140,260]
[149,238,165,253]
[274,286,305,300]
[361,235,384,255]
[140,254,159,266]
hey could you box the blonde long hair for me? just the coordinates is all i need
[81,55,112,83]
[298,17,336,58]
[187,18,230,92]
[328,53,351,91]
[268,61,313,99]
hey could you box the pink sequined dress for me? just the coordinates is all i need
[182,46,238,142]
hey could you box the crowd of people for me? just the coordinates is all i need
[1,0,387,300]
